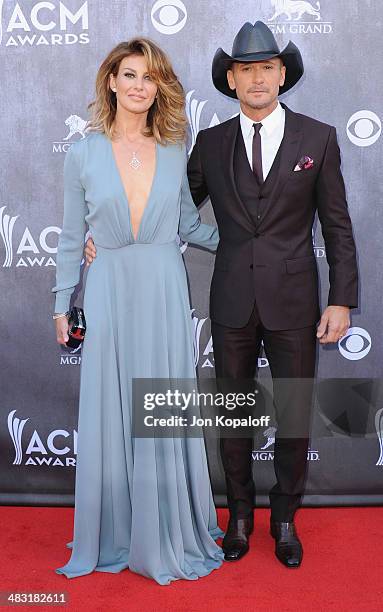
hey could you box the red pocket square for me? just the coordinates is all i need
[294,156,314,171]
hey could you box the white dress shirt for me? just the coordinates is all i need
[239,102,285,180]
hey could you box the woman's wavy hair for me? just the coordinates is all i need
[87,38,187,144]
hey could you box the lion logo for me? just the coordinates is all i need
[63,114,88,141]
[269,0,321,21]
[260,426,277,450]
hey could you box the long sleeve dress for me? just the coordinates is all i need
[52,131,224,585]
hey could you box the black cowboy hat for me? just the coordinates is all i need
[212,21,303,98]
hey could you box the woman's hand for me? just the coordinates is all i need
[55,316,69,345]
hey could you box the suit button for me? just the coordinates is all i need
[259,194,265,200]
[250,264,253,270]
[254,232,260,238]
[257,215,261,220]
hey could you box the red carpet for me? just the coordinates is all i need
[1,507,382,611]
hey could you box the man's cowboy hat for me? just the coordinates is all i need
[212,21,303,98]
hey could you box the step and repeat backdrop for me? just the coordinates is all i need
[0,0,382,506]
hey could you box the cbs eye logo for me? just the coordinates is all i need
[338,327,372,361]
[151,0,187,35]
[346,110,381,147]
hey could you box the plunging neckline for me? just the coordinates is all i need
[106,134,159,242]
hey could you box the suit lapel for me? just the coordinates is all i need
[258,105,303,227]
[221,116,255,230]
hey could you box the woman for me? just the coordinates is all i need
[53,38,223,584]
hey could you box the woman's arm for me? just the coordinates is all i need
[52,143,88,314]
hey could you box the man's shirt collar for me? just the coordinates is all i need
[240,102,284,139]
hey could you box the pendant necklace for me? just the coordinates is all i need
[130,149,141,170]
[126,140,143,170]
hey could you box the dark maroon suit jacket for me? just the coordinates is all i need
[187,104,358,329]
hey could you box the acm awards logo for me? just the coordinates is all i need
[7,410,77,468]
[252,426,320,460]
[151,0,187,35]
[375,408,383,467]
[192,309,212,369]
[186,90,223,155]
[52,113,88,153]
[192,310,270,370]
[0,206,60,268]
[0,0,89,47]
[186,90,237,154]
[267,0,333,35]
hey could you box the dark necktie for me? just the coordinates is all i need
[252,122,263,184]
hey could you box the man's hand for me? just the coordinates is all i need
[84,237,97,266]
[316,305,350,344]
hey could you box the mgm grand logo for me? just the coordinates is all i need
[312,227,326,258]
[252,427,320,461]
[267,0,333,35]
[52,114,88,153]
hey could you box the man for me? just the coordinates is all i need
[187,20,357,568]
[85,21,358,568]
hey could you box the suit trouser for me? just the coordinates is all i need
[211,302,317,522]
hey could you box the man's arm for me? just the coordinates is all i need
[187,131,209,206]
[315,126,358,344]
[316,126,358,308]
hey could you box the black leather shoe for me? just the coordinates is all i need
[222,517,253,561]
[270,521,303,568]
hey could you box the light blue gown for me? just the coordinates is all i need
[52,132,224,585]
